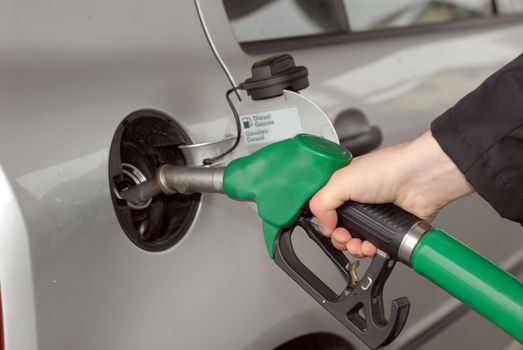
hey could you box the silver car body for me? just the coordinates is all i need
[1,1,522,349]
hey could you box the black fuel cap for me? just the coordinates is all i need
[239,54,309,100]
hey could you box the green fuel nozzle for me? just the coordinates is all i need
[223,134,351,257]
[120,133,523,348]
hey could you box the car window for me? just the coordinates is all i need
[346,0,493,32]
[223,0,523,51]
[222,0,349,42]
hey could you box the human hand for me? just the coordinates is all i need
[309,131,474,258]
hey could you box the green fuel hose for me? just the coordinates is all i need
[412,229,523,342]
[335,201,523,343]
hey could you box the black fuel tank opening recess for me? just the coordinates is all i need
[108,109,200,251]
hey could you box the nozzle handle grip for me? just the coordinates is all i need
[337,202,421,260]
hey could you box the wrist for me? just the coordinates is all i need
[396,131,474,220]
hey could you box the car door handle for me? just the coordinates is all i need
[333,108,382,157]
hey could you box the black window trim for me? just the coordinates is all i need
[238,14,523,55]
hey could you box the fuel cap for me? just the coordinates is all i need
[240,54,309,100]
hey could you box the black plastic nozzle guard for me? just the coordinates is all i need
[273,216,410,350]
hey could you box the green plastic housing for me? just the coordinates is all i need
[412,229,523,342]
[223,134,351,257]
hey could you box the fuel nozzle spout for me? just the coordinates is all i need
[156,165,225,195]
[119,165,225,206]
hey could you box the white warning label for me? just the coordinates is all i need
[241,107,303,145]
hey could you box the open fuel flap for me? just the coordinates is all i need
[109,109,200,251]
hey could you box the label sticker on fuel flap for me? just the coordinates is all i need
[240,107,303,145]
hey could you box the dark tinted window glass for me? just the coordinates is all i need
[223,0,523,44]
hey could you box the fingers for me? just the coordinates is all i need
[329,227,377,258]
[361,241,377,257]
[331,227,350,250]
[310,166,378,258]
[346,238,364,258]
[309,171,351,237]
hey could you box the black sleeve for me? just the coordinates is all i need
[431,53,523,225]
